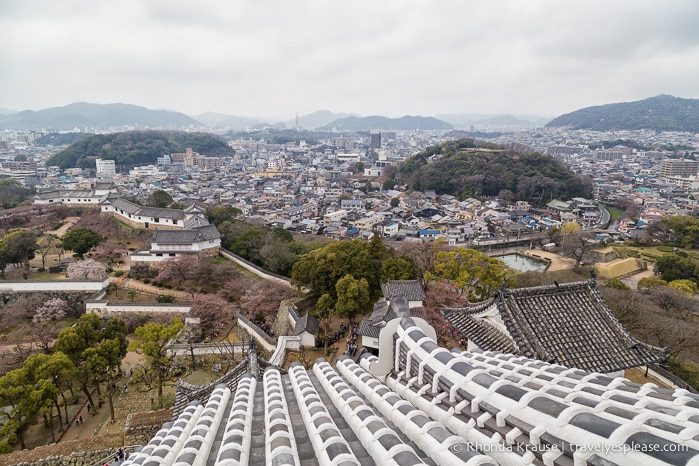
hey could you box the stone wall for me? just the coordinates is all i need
[124,409,173,446]
[1,436,122,466]
[199,246,220,258]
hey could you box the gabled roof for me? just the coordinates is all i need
[183,214,211,229]
[443,279,666,373]
[293,312,318,336]
[150,224,221,244]
[380,279,426,302]
[105,197,186,220]
[359,298,423,338]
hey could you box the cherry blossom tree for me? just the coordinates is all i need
[66,258,107,280]
[240,280,299,323]
[190,294,234,338]
[156,255,198,288]
[32,297,69,323]
[92,242,128,266]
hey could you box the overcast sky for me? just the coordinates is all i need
[1,0,698,120]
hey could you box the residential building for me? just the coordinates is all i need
[95,158,116,180]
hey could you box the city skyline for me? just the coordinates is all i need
[1,0,698,120]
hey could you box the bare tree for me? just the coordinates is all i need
[35,235,59,269]
[398,240,449,285]
[559,230,596,272]
[156,255,198,289]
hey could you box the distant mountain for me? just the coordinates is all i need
[285,110,359,129]
[195,112,269,129]
[0,108,16,116]
[546,95,699,132]
[436,113,549,128]
[319,115,453,131]
[0,102,201,131]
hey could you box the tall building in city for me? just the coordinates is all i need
[95,158,116,180]
[370,131,381,158]
[660,158,699,180]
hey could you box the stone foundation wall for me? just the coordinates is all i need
[199,246,220,258]
[124,409,173,446]
[1,436,123,466]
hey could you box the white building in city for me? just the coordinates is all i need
[95,158,116,180]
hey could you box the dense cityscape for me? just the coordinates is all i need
[3,0,699,462]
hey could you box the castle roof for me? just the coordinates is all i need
[443,279,666,373]
[127,316,699,466]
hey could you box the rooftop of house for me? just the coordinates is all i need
[126,315,699,466]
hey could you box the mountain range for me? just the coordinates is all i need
[2,95,697,132]
[546,95,699,132]
[0,102,200,131]
[318,115,453,131]
[436,113,550,128]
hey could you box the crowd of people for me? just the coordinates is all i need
[315,320,348,349]
[251,315,275,337]
[344,325,359,357]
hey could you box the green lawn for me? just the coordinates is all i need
[606,206,625,224]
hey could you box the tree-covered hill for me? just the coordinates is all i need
[546,95,699,132]
[46,130,234,169]
[398,138,592,204]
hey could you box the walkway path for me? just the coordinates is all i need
[45,216,80,238]
[110,277,191,300]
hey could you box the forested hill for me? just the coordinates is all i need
[546,95,699,132]
[398,138,592,204]
[46,131,234,169]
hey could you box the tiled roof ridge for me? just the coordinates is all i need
[388,317,699,465]
[441,297,495,315]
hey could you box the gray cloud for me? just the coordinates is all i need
[1,0,697,119]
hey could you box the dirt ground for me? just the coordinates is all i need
[45,217,81,238]
[517,248,573,272]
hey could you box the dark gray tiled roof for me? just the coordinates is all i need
[105,197,186,220]
[128,316,699,466]
[443,279,666,373]
[183,214,210,229]
[359,299,423,338]
[380,279,426,301]
[293,312,318,336]
[150,224,220,244]
[35,189,102,199]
